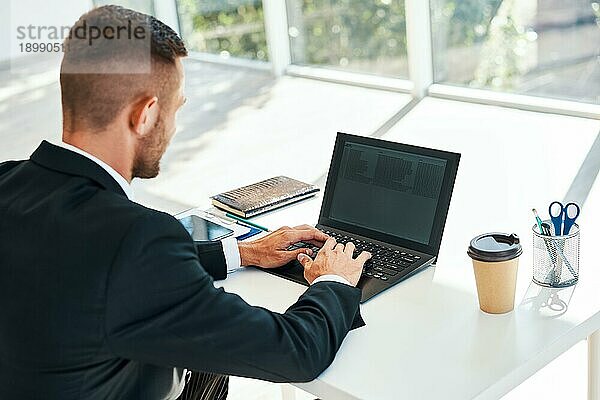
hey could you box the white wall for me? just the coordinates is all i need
[0,4,11,63]
[2,0,93,63]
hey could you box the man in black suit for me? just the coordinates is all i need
[0,5,371,400]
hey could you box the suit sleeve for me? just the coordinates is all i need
[192,240,227,281]
[104,211,362,382]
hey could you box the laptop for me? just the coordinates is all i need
[262,132,460,302]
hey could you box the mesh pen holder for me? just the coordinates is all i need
[532,221,579,288]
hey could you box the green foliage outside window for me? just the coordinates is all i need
[433,0,502,46]
[93,0,155,15]
[176,0,269,60]
[175,0,501,77]
[175,0,503,62]
[288,0,407,71]
[175,0,599,104]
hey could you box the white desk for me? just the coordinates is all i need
[215,99,600,399]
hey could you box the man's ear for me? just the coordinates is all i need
[130,96,159,137]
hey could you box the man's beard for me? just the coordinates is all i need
[132,117,169,179]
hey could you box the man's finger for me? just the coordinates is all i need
[303,239,326,247]
[356,251,372,263]
[297,253,312,268]
[293,247,312,257]
[334,243,344,252]
[344,241,355,255]
[294,225,329,240]
[288,227,329,242]
[293,224,313,230]
[284,227,329,244]
[322,237,337,251]
[312,228,330,242]
[302,256,314,283]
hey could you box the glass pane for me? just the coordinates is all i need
[93,0,155,15]
[176,0,268,61]
[431,0,600,104]
[287,0,408,77]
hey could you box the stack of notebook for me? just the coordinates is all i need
[211,176,319,218]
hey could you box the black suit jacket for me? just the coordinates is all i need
[0,141,363,400]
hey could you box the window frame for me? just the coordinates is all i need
[162,0,600,120]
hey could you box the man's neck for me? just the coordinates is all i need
[62,131,133,183]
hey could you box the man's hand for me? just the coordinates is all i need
[238,225,329,268]
[298,238,371,287]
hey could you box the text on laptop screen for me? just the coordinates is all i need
[328,141,448,245]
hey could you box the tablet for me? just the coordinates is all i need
[178,215,234,241]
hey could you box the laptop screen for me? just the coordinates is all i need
[325,140,450,247]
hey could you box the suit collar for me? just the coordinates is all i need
[30,140,127,198]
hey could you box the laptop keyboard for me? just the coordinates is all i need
[287,229,421,282]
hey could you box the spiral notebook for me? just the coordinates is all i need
[211,176,320,218]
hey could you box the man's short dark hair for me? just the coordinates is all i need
[60,5,188,132]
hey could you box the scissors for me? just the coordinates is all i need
[548,201,580,235]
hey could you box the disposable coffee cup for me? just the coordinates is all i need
[467,233,522,314]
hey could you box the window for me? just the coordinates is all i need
[93,0,155,15]
[431,0,600,104]
[175,0,268,61]
[286,0,408,77]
